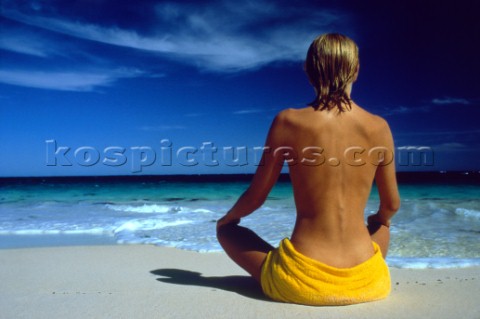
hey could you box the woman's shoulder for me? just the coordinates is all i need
[275,107,314,122]
[354,104,391,129]
[271,108,312,131]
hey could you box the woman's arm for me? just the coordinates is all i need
[373,122,400,225]
[217,113,286,228]
[368,121,400,223]
[367,120,400,257]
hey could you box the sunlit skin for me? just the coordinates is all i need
[217,41,400,283]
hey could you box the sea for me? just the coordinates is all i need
[1,172,479,269]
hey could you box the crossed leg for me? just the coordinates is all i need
[218,222,390,283]
[217,224,274,282]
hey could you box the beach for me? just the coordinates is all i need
[1,244,479,319]
[1,175,479,318]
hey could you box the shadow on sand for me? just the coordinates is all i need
[150,268,269,301]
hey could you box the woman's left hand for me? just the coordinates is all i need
[216,213,240,229]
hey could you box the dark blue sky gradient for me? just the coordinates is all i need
[1,0,479,176]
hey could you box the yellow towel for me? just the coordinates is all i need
[260,238,391,306]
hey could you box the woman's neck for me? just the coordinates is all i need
[345,82,353,98]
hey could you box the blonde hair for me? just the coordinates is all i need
[305,33,359,112]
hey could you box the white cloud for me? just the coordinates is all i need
[233,109,264,115]
[382,106,410,115]
[382,95,475,117]
[139,125,187,131]
[381,105,430,116]
[432,97,470,105]
[0,0,345,92]
[0,29,55,57]
[1,1,344,72]
[0,68,143,91]
[430,142,477,152]
[184,113,204,117]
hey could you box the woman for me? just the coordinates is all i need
[216,33,400,306]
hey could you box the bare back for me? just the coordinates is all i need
[278,104,394,267]
[217,33,400,285]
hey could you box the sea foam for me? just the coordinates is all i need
[105,204,182,213]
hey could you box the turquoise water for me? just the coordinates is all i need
[1,175,479,268]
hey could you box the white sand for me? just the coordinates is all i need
[0,245,479,319]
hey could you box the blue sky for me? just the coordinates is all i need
[0,0,479,177]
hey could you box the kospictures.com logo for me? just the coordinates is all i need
[45,139,434,173]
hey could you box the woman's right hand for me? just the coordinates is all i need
[367,213,390,258]
[367,213,391,228]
